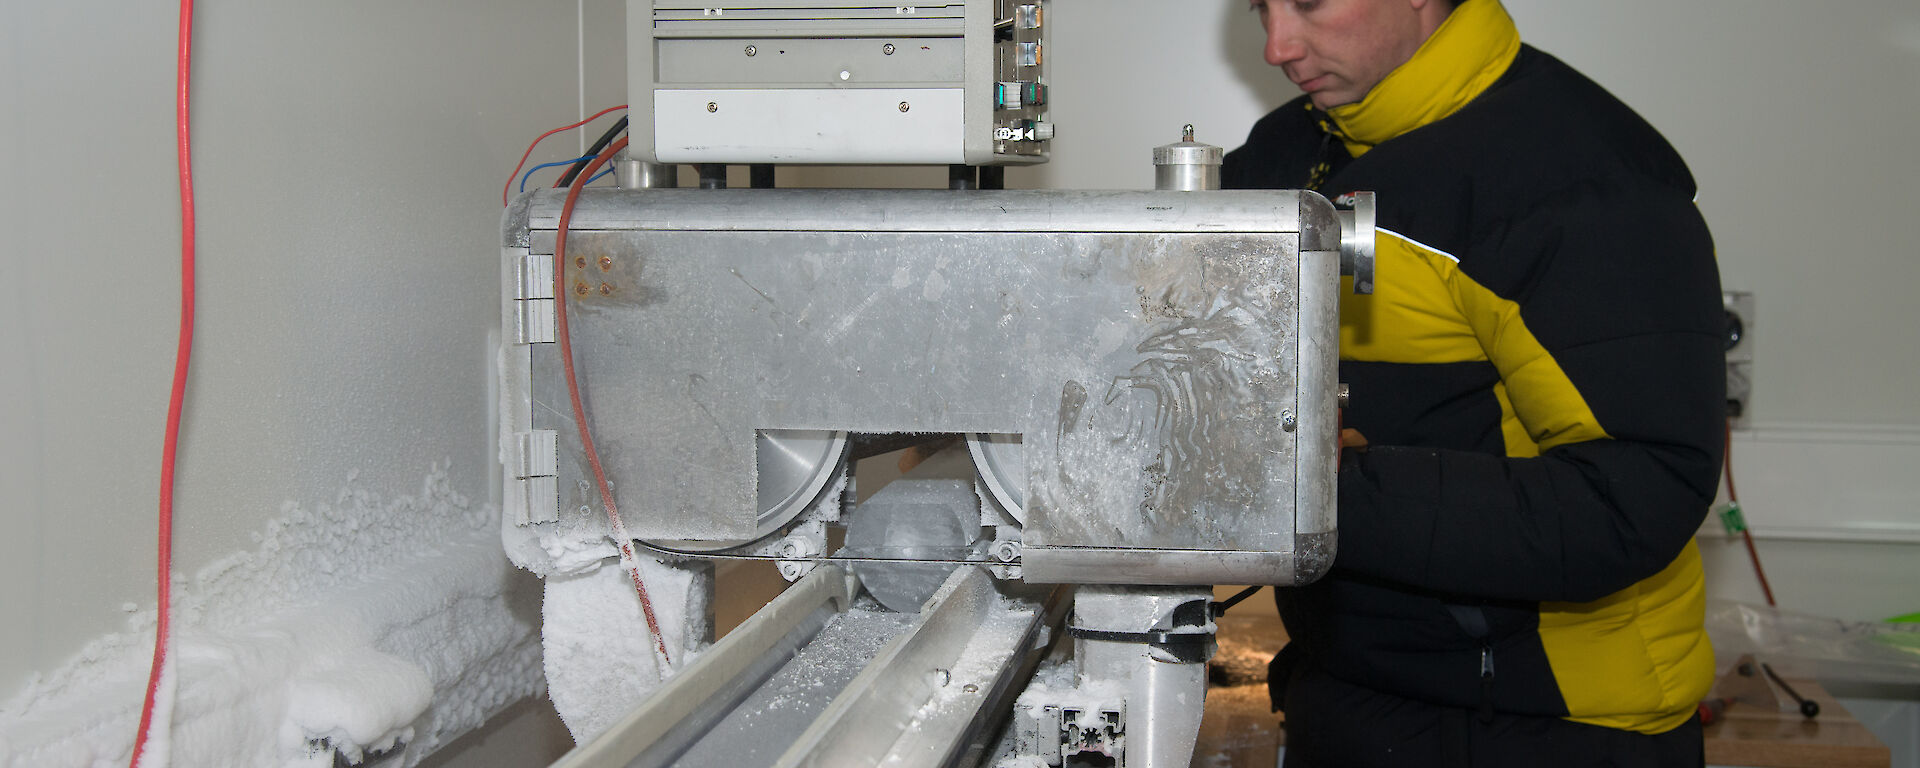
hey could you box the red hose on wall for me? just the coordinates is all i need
[130,0,195,764]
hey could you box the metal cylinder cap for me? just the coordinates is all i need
[1153,124,1223,191]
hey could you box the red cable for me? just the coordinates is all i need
[501,105,627,207]
[1726,419,1776,606]
[1723,419,1740,503]
[552,136,671,663]
[131,0,195,765]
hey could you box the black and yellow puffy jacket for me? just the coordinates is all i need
[1223,0,1724,735]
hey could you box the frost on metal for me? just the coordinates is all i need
[0,464,543,768]
[540,556,712,743]
[501,190,1340,582]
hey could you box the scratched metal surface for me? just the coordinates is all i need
[521,189,1341,557]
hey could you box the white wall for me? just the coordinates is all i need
[1,0,623,764]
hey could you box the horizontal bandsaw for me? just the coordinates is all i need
[497,3,1375,766]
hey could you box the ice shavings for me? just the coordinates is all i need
[670,607,915,767]
[0,463,543,768]
[1014,656,1129,721]
[888,594,1039,748]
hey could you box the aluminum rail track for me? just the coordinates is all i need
[552,565,1067,768]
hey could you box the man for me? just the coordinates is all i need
[1223,0,1725,765]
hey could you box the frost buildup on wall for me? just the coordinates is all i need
[0,464,545,768]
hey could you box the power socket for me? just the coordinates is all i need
[1723,291,1754,429]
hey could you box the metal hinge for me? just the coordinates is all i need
[515,300,555,344]
[512,252,556,345]
[514,252,553,300]
[509,430,560,525]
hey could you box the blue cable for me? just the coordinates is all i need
[586,166,617,186]
[520,153,598,194]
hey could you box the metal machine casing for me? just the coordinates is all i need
[502,189,1343,586]
[627,0,1051,165]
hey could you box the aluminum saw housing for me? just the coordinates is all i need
[500,188,1344,586]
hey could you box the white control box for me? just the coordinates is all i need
[627,1,1052,165]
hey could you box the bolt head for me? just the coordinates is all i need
[707,102,718,113]
[899,101,911,113]
[744,44,756,56]
[883,43,896,55]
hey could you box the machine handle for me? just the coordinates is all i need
[1335,191,1376,295]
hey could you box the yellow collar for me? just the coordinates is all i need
[1324,0,1522,157]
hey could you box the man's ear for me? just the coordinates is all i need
[1408,0,1455,28]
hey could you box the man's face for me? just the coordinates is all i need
[1252,0,1440,109]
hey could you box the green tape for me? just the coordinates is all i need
[1717,502,1747,535]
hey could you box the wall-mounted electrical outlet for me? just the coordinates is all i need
[1723,291,1754,428]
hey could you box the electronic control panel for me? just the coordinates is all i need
[627,1,1053,165]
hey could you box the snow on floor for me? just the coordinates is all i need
[0,463,544,768]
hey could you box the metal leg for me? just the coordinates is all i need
[750,163,776,189]
[948,164,977,190]
[616,154,680,189]
[1012,586,1215,767]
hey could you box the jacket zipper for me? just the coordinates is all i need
[1478,643,1496,723]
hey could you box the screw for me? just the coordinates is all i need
[598,255,613,271]
[575,256,587,269]
[707,102,718,113]
[899,101,911,112]
[883,43,896,55]
[598,283,613,295]
[577,505,590,514]
[963,683,979,693]
[1280,410,1297,431]
[744,44,756,56]
[575,281,590,296]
